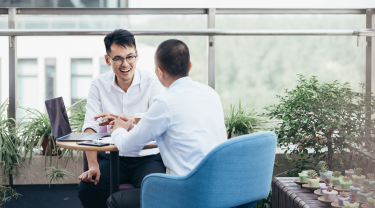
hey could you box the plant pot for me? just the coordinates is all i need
[322,190,338,201]
[337,195,350,206]
[352,175,366,185]
[299,173,308,182]
[320,171,333,180]
[301,170,309,174]
[308,178,320,187]
[42,136,61,156]
[343,201,359,208]
[369,181,375,190]
[332,176,343,185]
[345,169,354,180]
[357,191,372,203]
[340,180,352,190]
[350,186,361,194]
[367,197,375,208]
[319,183,328,194]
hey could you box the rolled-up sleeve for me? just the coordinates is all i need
[82,82,102,133]
[112,99,171,155]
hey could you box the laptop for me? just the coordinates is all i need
[45,97,109,141]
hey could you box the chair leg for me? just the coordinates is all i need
[235,201,258,208]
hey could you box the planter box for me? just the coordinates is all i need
[1,153,83,185]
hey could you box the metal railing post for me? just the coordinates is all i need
[8,7,17,186]
[207,8,215,89]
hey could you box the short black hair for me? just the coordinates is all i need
[155,39,190,78]
[104,29,136,55]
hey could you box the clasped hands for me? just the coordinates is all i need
[94,112,134,132]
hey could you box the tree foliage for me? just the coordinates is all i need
[267,75,375,175]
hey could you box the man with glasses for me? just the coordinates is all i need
[77,29,166,208]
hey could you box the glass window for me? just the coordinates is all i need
[215,15,365,109]
[17,59,38,120]
[71,58,92,104]
[45,58,56,100]
[100,58,111,74]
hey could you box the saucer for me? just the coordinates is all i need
[302,184,320,191]
[314,189,323,196]
[294,178,308,185]
[318,196,337,205]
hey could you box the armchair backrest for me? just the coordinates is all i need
[141,131,277,208]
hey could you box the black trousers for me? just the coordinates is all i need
[77,153,165,208]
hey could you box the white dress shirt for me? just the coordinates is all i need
[112,77,227,175]
[82,68,165,157]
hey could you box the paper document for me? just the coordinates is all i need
[95,137,156,146]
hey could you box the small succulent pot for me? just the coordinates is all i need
[337,195,350,206]
[343,201,359,208]
[332,176,343,185]
[357,191,372,203]
[299,173,308,182]
[340,180,353,190]
[308,178,320,187]
[367,197,375,208]
[320,171,333,180]
[319,183,328,194]
[345,169,354,179]
[352,175,366,185]
[350,186,361,194]
[322,190,338,201]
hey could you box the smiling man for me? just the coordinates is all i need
[77,29,166,208]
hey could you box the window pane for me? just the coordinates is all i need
[45,58,56,100]
[0,36,8,106]
[17,59,38,120]
[100,58,111,74]
[71,58,92,103]
[215,15,365,108]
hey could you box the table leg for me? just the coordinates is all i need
[110,151,119,195]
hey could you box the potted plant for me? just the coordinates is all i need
[368,173,375,190]
[318,161,332,180]
[267,76,375,177]
[346,169,355,180]
[350,183,362,195]
[20,107,59,158]
[357,180,372,203]
[323,186,338,201]
[332,171,343,185]
[320,177,331,194]
[299,172,308,182]
[337,192,351,206]
[352,168,365,185]
[341,176,353,190]
[368,194,375,208]
[0,100,24,204]
[225,101,277,139]
[45,166,73,188]
[343,193,359,208]
[307,170,320,187]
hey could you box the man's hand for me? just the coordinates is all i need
[78,164,101,185]
[109,115,134,132]
[94,113,119,126]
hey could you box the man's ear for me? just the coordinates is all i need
[189,62,192,72]
[136,51,139,60]
[105,55,111,66]
[157,67,164,79]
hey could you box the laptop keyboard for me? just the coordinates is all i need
[58,133,93,140]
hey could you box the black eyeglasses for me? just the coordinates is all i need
[107,54,137,66]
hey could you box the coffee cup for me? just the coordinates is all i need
[134,113,145,124]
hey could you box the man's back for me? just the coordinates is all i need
[153,77,227,175]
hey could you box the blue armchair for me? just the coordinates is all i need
[141,131,277,208]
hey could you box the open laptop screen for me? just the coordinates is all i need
[45,97,72,139]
